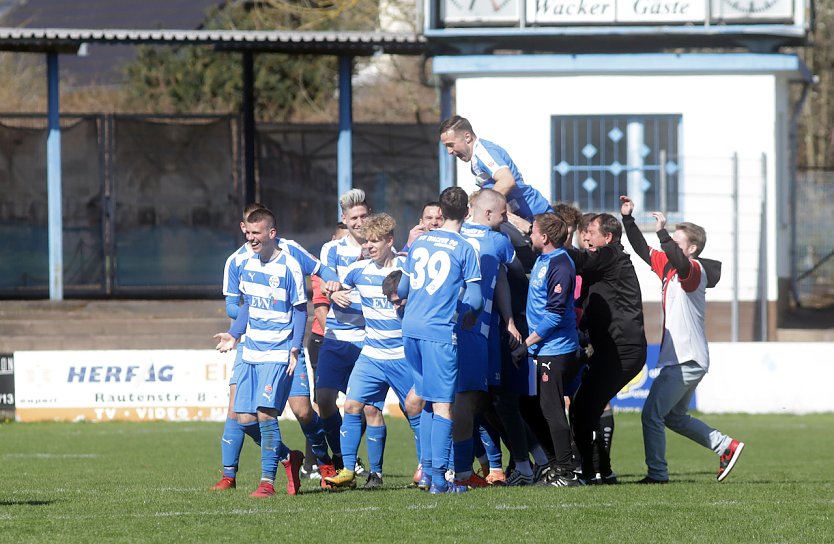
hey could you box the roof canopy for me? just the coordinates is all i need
[0,27,428,55]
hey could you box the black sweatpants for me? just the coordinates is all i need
[570,342,646,477]
[537,352,581,471]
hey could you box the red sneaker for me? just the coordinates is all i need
[210,476,236,491]
[717,440,745,482]
[455,473,490,489]
[319,463,337,489]
[282,450,304,496]
[250,480,275,497]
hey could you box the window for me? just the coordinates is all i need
[552,115,681,213]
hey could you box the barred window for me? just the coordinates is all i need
[552,115,681,213]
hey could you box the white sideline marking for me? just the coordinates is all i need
[3,453,100,459]
[406,502,437,510]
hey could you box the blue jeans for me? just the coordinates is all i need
[641,362,732,480]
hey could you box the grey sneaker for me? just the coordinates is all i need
[363,472,383,489]
[506,469,534,487]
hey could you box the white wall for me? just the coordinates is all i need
[455,73,785,303]
[698,342,834,414]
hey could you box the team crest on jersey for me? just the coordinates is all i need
[268,275,281,288]
[264,384,273,394]
[554,283,562,294]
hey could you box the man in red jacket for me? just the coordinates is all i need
[620,195,744,484]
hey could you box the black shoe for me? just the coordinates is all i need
[333,453,344,471]
[595,472,618,485]
[544,469,583,488]
[363,472,383,489]
[533,464,552,484]
[636,476,669,485]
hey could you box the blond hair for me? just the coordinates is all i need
[362,213,396,241]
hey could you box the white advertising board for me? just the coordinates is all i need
[13,349,403,422]
[14,350,234,422]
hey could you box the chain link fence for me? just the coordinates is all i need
[0,115,438,297]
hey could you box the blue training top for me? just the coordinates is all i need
[526,247,579,356]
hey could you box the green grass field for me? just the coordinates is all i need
[1,413,832,543]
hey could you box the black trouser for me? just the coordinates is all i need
[537,352,580,471]
[570,341,646,477]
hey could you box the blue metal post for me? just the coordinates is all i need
[46,52,63,300]
[438,79,453,191]
[337,55,353,218]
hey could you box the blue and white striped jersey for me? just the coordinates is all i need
[342,256,406,361]
[459,222,516,339]
[402,228,481,344]
[222,243,254,297]
[320,237,366,343]
[238,250,307,365]
[471,138,553,222]
[279,237,321,278]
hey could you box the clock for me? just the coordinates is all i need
[725,0,778,13]
[713,0,793,19]
[442,0,520,26]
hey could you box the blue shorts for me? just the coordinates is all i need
[233,362,293,414]
[289,350,312,398]
[316,337,362,393]
[456,330,488,393]
[229,343,245,386]
[487,325,502,387]
[404,336,457,403]
[346,355,415,407]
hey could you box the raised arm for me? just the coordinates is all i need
[620,195,651,266]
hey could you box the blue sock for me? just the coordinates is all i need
[299,413,332,465]
[240,420,261,447]
[258,419,283,481]
[431,415,453,485]
[366,424,387,475]
[220,418,244,478]
[407,413,421,463]
[322,412,343,456]
[419,407,434,471]
[448,441,455,469]
[479,422,503,469]
[453,437,474,477]
[339,413,363,473]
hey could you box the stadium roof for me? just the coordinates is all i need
[0,27,428,55]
